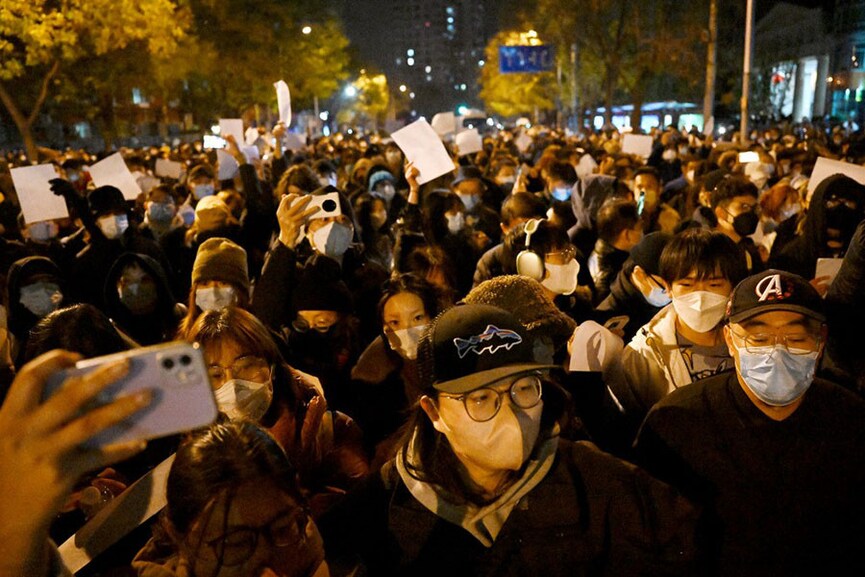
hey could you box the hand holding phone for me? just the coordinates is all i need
[43,342,217,448]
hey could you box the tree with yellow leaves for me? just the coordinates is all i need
[478,30,558,119]
[0,0,186,160]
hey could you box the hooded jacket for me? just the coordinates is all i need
[6,256,67,364]
[103,252,183,346]
[770,174,865,278]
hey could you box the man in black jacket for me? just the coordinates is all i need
[634,269,865,576]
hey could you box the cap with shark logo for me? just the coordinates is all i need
[417,303,558,395]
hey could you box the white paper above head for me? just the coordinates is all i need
[514,132,533,153]
[455,128,483,156]
[216,149,239,181]
[283,132,306,152]
[274,80,292,127]
[242,145,260,163]
[154,158,183,180]
[137,175,161,194]
[391,118,455,185]
[219,118,245,148]
[431,112,456,137]
[245,127,261,147]
[807,157,865,196]
[621,133,654,158]
[10,164,68,224]
[88,152,142,200]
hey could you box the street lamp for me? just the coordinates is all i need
[399,84,407,93]
[302,25,312,35]
[344,85,358,98]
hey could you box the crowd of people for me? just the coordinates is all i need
[1,117,865,576]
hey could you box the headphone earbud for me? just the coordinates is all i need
[516,218,545,281]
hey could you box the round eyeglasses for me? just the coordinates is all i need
[203,508,308,567]
[441,373,543,422]
[207,355,270,386]
[729,329,821,355]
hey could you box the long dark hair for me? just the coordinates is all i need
[376,273,446,334]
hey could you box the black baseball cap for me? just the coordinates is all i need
[418,303,557,395]
[726,269,826,324]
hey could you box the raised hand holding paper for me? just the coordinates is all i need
[391,118,455,185]
[88,153,142,200]
[10,164,69,224]
[216,150,239,181]
[218,119,244,147]
[274,80,292,127]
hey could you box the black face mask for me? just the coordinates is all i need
[825,204,862,246]
[732,210,759,237]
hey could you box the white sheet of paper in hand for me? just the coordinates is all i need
[283,133,305,152]
[391,118,455,185]
[219,119,245,147]
[216,150,238,180]
[274,80,292,127]
[431,112,456,136]
[621,134,654,158]
[815,257,844,287]
[88,152,142,200]
[154,158,183,179]
[808,157,865,196]
[244,127,260,147]
[455,128,483,156]
[10,164,68,224]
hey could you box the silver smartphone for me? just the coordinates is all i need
[44,342,218,447]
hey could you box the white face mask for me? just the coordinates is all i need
[456,193,479,212]
[685,169,696,183]
[97,214,129,240]
[385,324,427,360]
[446,212,465,234]
[19,282,63,317]
[374,183,396,202]
[214,378,273,422]
[310,221,353,257]
[672,290,729,333]
[195,286,237,312]
[662,148,677,161]
[541,258,580,295]
[433,400,543,472]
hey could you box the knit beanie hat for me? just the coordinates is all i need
[89,186,127,218]
[192,237,249,297]
[464,275,576,344]
[194,195,231,233]
[291,255,353,313]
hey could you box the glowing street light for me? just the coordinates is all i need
[301,25,312,35]
[399,84,407,93]
[344,85,358,98]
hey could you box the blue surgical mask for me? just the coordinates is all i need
[551,186,572,202]
[644,286,671,308]
[193,183,215,200]
[736,344,819,406]
[195,286,237,312]
[147,202,175,224]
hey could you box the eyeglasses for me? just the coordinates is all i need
[545,244,577,264]
[441,373,543,422]
[203,508,309,567]
[207,355,270,385]
[729,329,821,355]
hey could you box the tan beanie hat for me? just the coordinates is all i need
[194,195,231,233]
[192,237,249,296]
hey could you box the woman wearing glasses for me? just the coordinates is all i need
[184,306,368,516]
[133,421,329,577]
[319,304,699,576]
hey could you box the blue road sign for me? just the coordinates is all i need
[498,45,554,73]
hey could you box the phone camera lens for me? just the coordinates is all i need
[322,199,337,212]
[179,355,192,366]
[162,358,175,370]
